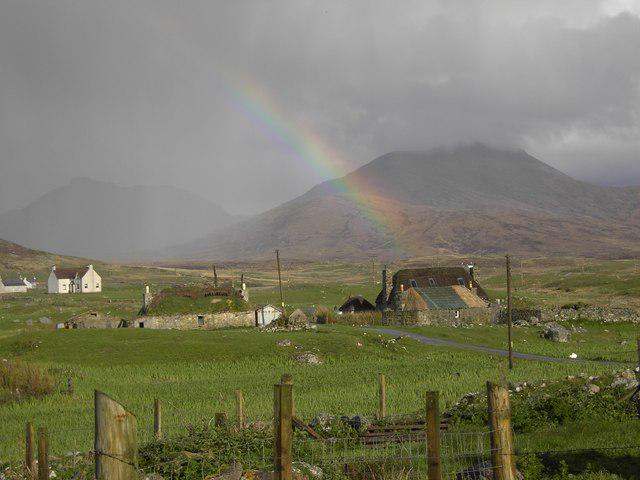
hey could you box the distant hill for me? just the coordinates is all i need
[173,144,640,260]
[0,238,95,276]
[0,178,237,259]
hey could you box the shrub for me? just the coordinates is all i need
[0,360,55,404]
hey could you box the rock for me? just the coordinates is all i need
[585,384,600,395]
[240,472,272,480]
[542,322,571,342]
[310,413,336,432]
[611,376,640,390]
[455,461,524,480]
[276,339,292,347]
[294,352,322,365]
[39,317,52,325]
[294,462,323,479]
[348,414,372,431]
[207,463,243,480]
[528,316,541,326]
[288,309,309,327]
[143,475,165,480]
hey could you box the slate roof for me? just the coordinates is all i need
[1,278,26,287]
[338,295,376,312]
[401,286,488,311]
[53,267,89,280]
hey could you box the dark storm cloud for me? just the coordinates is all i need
[1,0,639,215]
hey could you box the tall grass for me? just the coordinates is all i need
[0,360,55,404]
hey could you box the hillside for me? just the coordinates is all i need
[0,238,96,277]
[0,178,237,260]
[174,144,640,260]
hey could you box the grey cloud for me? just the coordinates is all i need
[1,0,639,215]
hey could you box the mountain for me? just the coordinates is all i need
[172,144,640,260]
[0,178,237,260]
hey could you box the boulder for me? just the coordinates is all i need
[288,309,309,328]
[542,322,571,342]
[294,352,322,365]
[208,463,243,480]
[276,339,292,347]
[585,383,600,395]
[310,413,336,432]
[143,475,165,480]
[455,461,524,480]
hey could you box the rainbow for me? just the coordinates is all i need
[229,75,406,255]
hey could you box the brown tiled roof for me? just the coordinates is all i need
[53,267,88,280]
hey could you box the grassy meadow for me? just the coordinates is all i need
[0,256,639,477]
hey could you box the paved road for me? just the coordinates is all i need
[370,327,635,366]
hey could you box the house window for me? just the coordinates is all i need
[62,284,67,290]
[198,315,205,326]
[84,284,88,289]
[410,279,418,288]
[428,278,436,287]
[457,278,465,286]
[138,321,145,328]
[95,284,100,289]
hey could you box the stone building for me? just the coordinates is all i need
[376,266,493,326]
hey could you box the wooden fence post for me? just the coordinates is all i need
[235,389,246,429]
[377,373,387,420]
[426,392,442,480]
[25,422,36,479]
[95,390,138,480]
[274,383,293,480]
[37,427,48,480]
[487,382,516,480]
[153,399,162,440]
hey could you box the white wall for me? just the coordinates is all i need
[47,271,59,294]
[80,265,101,293]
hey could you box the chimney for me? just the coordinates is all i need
[52,265,56,271]
[87,264,93,271]
[467,263,475,289]
[400,283,404,293]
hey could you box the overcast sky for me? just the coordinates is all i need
[1,0,639,215]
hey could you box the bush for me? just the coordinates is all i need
[0,360,55,404]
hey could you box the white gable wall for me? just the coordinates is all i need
[80,265,101,293]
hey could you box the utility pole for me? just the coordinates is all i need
[213,265,218,288]
[372,258,376,286]
[506,255,513,370]
[276,250,285,316]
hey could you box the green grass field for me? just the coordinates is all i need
[0,326,624,461]
[1,257,639,478]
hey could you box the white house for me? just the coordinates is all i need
[254,304,282,327]
[48,265,102,294]
[0,277,28,294]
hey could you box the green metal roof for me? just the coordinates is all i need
[414,287,468,309]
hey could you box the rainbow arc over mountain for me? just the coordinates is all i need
[230,76,405,255]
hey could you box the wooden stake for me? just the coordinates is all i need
[235,389,245,429]
[425,392,442,480]
[95,390,138,480]
[276,250,285,316]
[487,382,517,480]
[25,423,36,479]
[377,373,387,420]
[506,255,513,370]
[274,383,293,480]
[153,399,162,440]
[37,428,48,480]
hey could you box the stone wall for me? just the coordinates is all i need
[541,307,640,324]
[382,307,496,326]
[136,311,255,330]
